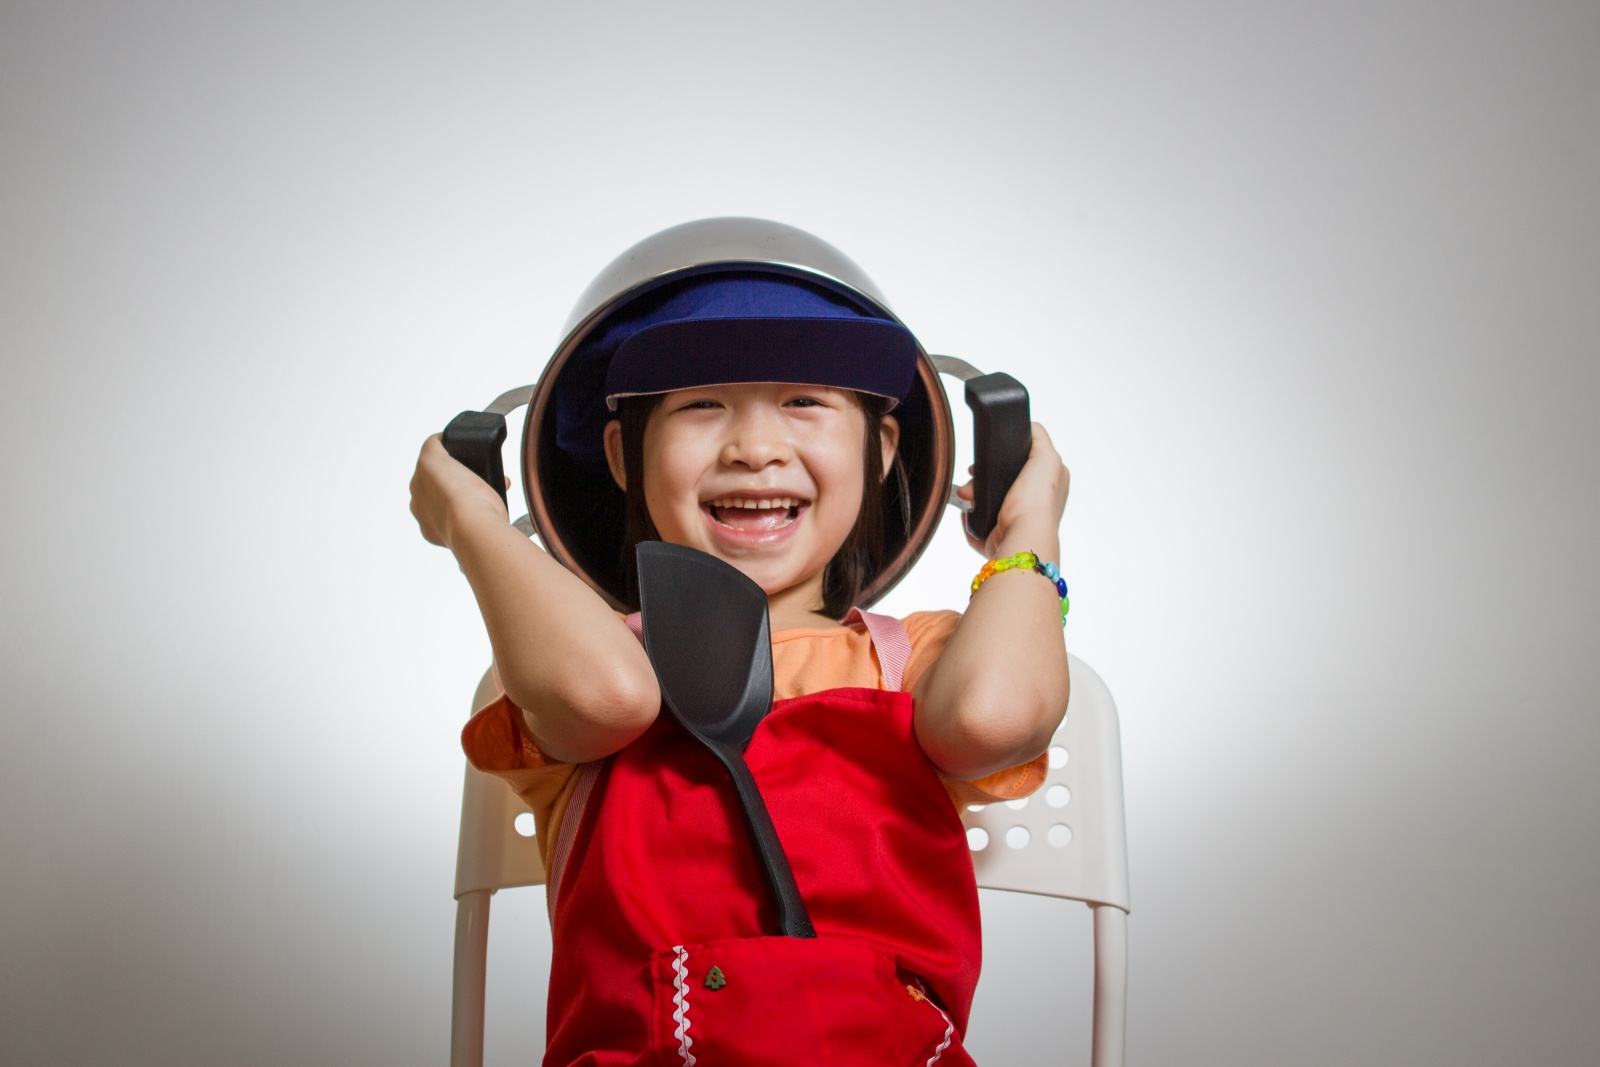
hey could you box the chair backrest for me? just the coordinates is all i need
[454,655,1127,904]
[960,653,1130,911]
[959,653,1130,1067]
[454,669,545,902]
[451,671,544,1067]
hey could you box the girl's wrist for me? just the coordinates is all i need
[969,548,1071,626]
[444,493,511,552]
[993,523,1060,563]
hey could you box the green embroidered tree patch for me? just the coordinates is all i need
[704,966,726,991]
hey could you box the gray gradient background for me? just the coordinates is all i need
[3,1,1597,1064]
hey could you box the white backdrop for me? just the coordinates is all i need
[3,2,1597,1064]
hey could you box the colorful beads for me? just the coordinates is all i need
[969,551,1070,625]
[970,560,997,594]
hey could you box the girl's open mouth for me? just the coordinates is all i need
[704,496,806,533]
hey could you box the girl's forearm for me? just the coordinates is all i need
[913,522,1070,780]
[448,500,660,763]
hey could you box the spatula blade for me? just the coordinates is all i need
[635,541,773,747]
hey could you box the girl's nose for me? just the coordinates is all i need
[720,408,790,470]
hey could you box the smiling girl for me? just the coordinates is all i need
[411,262,1070,1065]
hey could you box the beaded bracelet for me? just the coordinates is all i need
[969,550,1070,624]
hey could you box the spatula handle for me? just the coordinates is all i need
[717,749,816,939]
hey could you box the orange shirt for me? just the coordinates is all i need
[461,609,1048,872]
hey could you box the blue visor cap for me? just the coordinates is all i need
[555,272,920,473]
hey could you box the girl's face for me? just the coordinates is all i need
[605,382,898,605]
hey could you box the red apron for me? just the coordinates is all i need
[542,614,981,1066]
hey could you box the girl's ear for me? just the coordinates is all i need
[603,419,627,491]
[879,414,901,480]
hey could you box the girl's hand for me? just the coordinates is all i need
[411,430,660,762]
[409,434,509,548]
[954,422,1070,558]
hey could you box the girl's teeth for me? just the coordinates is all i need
[710,498,796,510]
[707,498,802,531]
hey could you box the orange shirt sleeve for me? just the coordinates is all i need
[460,684,582,874]
[458,611,640,870]
[902,610,1051,804]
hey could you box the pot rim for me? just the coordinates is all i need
[521,219,956,612]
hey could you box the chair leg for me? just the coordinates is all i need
[1090,904,1128,1067]
[452,890,491,1067]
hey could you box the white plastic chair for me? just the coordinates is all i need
[958,655,1130,1067]
[451,655,1129,1067]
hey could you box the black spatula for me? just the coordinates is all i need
[635,541,816,939]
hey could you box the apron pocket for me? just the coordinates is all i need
[649,933,967,1066]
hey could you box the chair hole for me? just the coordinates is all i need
[1046,784,1070,808]
[1004,797,1028,811]
[966,804,988,812]
[966,827,990,851]
[1047,746,1069,769]
[1005,826,1031,849]
[1047,824,1072,848]
[512,812,536,838]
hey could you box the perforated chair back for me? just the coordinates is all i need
[960,653,1129,1067]
[451,657,1128,1067]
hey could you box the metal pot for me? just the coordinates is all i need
[445,217,1028,611]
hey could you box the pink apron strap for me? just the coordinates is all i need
[545,759,603,919]
[846,607,912,694]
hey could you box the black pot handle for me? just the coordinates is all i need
[441,410,509,512]
[961,371,1032,541]
[932,357,1033,542]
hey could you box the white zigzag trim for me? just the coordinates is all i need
[923,990,956,1066]
[671,945,696,1066]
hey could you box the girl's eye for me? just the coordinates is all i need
[785,396,824,408]
[676,399,721,411]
